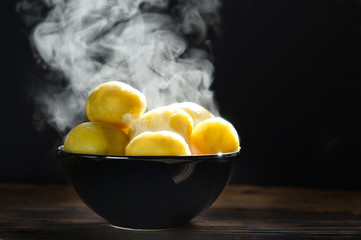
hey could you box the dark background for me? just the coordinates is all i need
[2,0,361,189]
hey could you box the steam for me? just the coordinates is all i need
[18,0,221,134]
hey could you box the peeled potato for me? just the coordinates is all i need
[64,122,129,155]
[125,131,191,156]
[86,81,147,130]
[169,102,214,126]
[128,106,194,143]
[190,117,240,154]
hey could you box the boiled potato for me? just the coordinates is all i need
[126,131,191,156]
[64,122,129,155]
[190,117,239,154]
[169,102,214,126]
[86,81,147,130]
[128,106,194,143]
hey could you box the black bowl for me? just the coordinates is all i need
[57,146,240,230]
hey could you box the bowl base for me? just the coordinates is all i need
[109,224,187,231]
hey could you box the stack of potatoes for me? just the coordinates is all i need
[64,81,240,156]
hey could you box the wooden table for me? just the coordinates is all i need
[1,184,361,239]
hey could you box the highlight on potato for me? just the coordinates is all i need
[63,81,240,156]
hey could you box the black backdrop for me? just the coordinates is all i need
[2,0,361,189]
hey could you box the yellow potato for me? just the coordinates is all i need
[169,102,214,126]
[128,106,194,143]
[125,131,191,156]
[64,122,129,155]
[86,81,147,129]
[190,117,240,154]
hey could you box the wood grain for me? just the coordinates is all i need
[1,184,361,239]
[212,185,361,214]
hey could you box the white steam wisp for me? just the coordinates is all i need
[18,0,221,134]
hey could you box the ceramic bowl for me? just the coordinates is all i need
[57,146,240,230]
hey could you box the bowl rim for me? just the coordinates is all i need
[57,145,241,163]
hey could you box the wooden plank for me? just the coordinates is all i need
[1,206,361,239]
[212,185,361,214]
[1,184,361,239]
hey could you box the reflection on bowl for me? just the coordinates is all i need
[57,146,240,230]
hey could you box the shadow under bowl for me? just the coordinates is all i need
[57,146,240,230]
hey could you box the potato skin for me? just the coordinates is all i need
[126,131,191,156]
[190,117,240,154]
